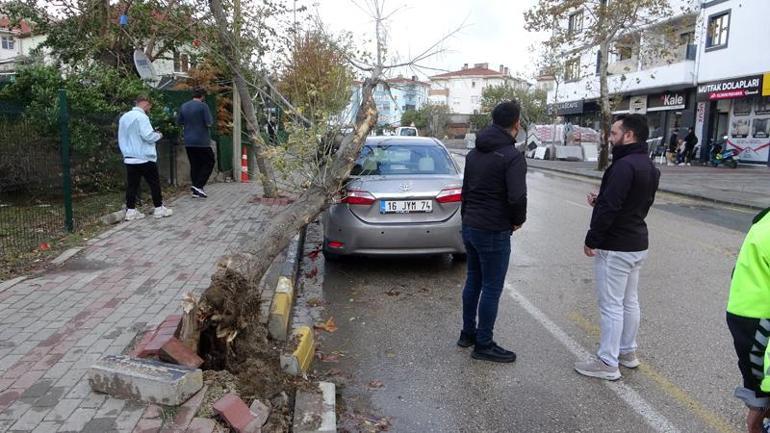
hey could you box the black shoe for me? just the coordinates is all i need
[471,342,516,363]
[457,331,476,348]
[191,186,207,198]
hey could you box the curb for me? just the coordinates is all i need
[0,276,28,294]
[528,163,765,211]
[51,247,83,265]
[268,228,307,341]
[292,381,336,433]
[280,325,315,376]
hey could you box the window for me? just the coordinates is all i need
[471,81,476,88]
[565,58,580,81]
[616,45,633,61]
[568,11,584,36]
[1,36,15,50]
[173,52,190,73]
[351,144,457,176]
[452,97,461,106]
[679,31,694,46]
[706,11,730,49]
[471,96,480,104]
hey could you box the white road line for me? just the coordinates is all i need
[507,285,682,433]
[564,199,592,210]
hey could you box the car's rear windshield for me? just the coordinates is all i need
[351,143,457,176]
[399,128,417,136]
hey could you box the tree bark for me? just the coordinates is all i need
[209,0,278,197]
[598,39,612,171]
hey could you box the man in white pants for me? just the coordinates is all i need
[576,114,660,380]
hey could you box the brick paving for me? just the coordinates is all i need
[0,182,282,433]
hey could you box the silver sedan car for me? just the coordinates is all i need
[322,136,465,260]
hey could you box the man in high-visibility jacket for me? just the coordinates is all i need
[727,207,770,433]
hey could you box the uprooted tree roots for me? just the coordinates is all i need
[191,268,302,432]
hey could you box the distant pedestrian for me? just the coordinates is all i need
[726,207,770,433]
[177,87,215,198]
[667,130,679,166]
[118,95,173,220]
[577,113,660,380]
[458,100,527,363]
[684,127,698,166]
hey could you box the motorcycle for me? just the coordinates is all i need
[709,136,738,169]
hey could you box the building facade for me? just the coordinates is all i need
[694,0,770,165]
[0,18,46,79]
[429,63,528,115]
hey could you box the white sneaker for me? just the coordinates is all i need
[125,209,145,221]
[154,206,173,218]
[619,351,641,369]
[575,356,621,381]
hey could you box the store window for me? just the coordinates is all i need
[706,11,730,50]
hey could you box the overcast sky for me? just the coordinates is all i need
[311,0,548,81]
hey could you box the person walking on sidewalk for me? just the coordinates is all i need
[576,114,660,380]
[457,100,527,363]
[177,87,215,198]
[118,95,173,220]
[726,207,770,433]
[684,127,698,166]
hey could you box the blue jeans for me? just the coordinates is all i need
[461,225,512,347]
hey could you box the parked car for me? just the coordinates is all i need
[395,126,419,137]
[322,137,466,260]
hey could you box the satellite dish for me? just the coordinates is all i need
[133,49,159,87]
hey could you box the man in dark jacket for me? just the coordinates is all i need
[458,100,527,363]
[683,127,698,165]
[177,87,215,198]
[575,113,660,380]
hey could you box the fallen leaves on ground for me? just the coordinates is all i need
[317,350,346,363]
[385,289,401,297]
[367,380,384,389]
[304,267,319,279]
[314,317,337,333]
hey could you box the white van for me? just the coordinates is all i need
[395,126,419,137]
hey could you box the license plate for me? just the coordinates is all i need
[380,200,433,214]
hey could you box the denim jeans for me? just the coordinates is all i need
[594,249,648,367]
[461,225,512,347]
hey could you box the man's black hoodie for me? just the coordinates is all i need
[585,142,660,251]
[461,124,527,231]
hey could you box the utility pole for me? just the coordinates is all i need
[232,0,242,182]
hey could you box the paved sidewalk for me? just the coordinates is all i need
[0,182,279,433]
[526,159,770,210]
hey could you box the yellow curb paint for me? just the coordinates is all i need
[292,326,315,374]
[568,310,740,433]
[269,292,293,340]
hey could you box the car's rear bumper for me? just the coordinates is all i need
[322,207,465,256]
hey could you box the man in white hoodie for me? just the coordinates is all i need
[118,96,173,220]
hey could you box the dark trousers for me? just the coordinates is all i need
[462,225,512,347]
[727,312,770,407]
[125,162,163,209]
[186,147,215,189]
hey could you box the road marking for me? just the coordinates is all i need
[507,286,682,433]
[564,199,592,210]
[568,310,740,433]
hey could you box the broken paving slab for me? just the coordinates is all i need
[88,355,203,406]
[293,382,336,433]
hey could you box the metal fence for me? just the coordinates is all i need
[0,89,178,257]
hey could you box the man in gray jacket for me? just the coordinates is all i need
[177,87,215,198]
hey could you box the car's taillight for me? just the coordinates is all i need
[436,187,462,203]
[328,241,344,249]
[341,190,376,205]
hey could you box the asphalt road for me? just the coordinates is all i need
[316,159,757,433]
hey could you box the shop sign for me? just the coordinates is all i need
[648,92,687,111]
[629,96,647,114]
[548,100,584,116]
[697,75,763,100]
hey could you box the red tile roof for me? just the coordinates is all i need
[0,17,32,35]
[430,67,507,79]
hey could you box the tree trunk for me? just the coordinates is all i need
[209,0,278,197]
[220,78,379,286]
[597,39,612,171]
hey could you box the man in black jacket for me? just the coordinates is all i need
[458,101,527,363]
[575,113,660,380]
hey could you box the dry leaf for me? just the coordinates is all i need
[314,317,337,333]
[367,380,385,389]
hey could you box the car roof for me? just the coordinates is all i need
[365,136,441,146]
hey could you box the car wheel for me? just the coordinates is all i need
[451,253,467,262]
